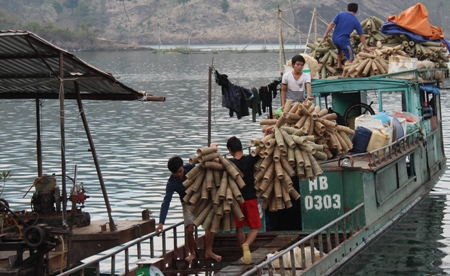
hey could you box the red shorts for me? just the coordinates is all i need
[234,198,262,229]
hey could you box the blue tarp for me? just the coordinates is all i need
[419,83,440,95]
[381,21,450,51]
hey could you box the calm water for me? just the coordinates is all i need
[1,51,450,274]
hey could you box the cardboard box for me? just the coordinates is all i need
[388,56,418,80]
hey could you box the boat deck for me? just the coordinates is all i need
[147,233,300,275]
[0,219,155,275]
[146,232,346,276]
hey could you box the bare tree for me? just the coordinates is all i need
[120,0,130,21]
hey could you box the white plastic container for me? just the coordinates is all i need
[354,114,384,131]
[388,56,418,79]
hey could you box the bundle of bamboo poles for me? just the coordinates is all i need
[306,39,340,79]
[380,36,450,68]
[353,16,387,49]
[184,147,246,233]
[343,46,392,78]
[306,16,449,79]
[254,100,354,211]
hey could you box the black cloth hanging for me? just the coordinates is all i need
[259,86,272,114]
[215,69,251,119]
[248,88,262,122]
[268,78,281,99]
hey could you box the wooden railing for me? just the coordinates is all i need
[58,220,197,276]
[241,203,365,276]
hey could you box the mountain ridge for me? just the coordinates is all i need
[0,0,448,49]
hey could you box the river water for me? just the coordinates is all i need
[0,50,449,274]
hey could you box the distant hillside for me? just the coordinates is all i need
[0,0,448,48]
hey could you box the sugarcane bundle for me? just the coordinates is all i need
[184,147,246,233]
[254,101,354,211]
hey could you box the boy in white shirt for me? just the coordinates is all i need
[281,54,313,109]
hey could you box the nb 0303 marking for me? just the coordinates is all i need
[304,194,341,211]
[304,176,341,211]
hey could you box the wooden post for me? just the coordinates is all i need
[58,52,67,226]
[314,8,317,42]
[278,6,286,75]
[36,99,42,177]
[305,8,316,54]
[74,82,116,232]
[207,58,213,146]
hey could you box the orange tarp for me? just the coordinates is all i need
[387,3,443,40]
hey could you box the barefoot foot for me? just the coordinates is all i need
[185,254,196,264]
[205,251,222,262]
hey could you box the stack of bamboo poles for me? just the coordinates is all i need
[343,44,393,78]
[184,147,246,232]
[353,16,387,50]
[306,39,339,79]
[306,16,449,79]
[253,100,354,211]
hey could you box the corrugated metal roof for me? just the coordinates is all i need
[0,30,165,101]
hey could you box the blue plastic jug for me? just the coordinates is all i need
[351,126,372,153]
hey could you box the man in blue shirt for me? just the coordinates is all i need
[155,156,222,264]
[323,3,372,76]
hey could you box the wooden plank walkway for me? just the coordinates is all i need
[215,235,300,275]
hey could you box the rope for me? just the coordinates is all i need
[57,235,65,274]
[5,215,22,238]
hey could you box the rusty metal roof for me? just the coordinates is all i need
[0,30,165,101]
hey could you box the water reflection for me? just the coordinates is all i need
[334,194,448,275]
[0,52,281,225]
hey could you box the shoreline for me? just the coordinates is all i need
[64,38,306,53]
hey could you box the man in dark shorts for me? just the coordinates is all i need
[323,3,372,76]
[155,156,222,264]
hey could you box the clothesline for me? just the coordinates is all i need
[214,69,281,122]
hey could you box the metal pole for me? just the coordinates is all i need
[36,99,42,177]
[59,52,67,226]
[74,82,116,231]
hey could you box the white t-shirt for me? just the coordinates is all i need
[282,71,311,102]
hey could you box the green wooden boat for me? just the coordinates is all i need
[62,69,447,276]
[242,69,448,275]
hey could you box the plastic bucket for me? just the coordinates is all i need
[392,116,404,140]
[351,126,372,153]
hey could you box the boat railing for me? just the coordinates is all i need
[242,202,365,276]
[57,220,198,276]
[365,67,448,82]
[368,128,422,168]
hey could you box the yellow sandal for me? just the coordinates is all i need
[242,243,252,264]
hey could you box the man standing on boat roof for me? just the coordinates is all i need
[155,156,222,263]
[323,2,372,76]
[281,54,313,109]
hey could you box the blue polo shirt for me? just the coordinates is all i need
[158,164,195,225]
[332,12,364,44]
